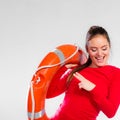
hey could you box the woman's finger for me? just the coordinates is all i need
[74,72,85,82]
[65,64,78,68]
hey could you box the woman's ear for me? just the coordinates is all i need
[80,52,87,65]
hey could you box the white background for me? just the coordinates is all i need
[0,0,120,120]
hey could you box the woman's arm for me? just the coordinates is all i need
[46,65,73,98]
[73,71,120,118]
[90,71,120,118]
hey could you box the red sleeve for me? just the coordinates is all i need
[46,65,72,98]
[90,69,120,118]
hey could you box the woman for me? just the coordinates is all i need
[47,26,120,120]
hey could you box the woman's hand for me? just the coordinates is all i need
[65,64,78,69]
[73,72,96,91]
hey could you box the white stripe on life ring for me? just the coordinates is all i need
[28,109,45,119]
[53,48,65,66]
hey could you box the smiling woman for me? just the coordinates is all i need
[49,26,120,120]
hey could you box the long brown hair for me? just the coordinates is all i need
[66,25,111,86]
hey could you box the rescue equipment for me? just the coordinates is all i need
[27,44,87,120]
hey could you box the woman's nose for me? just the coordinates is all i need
[97,50,102,56]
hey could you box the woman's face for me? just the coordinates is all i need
[87,35,110,68]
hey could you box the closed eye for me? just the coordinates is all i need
[90,48,97,52]
[102,46,108,51]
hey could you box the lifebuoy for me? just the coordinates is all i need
[27,44,87,120]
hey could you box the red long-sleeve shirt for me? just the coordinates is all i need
[47,65,120,120]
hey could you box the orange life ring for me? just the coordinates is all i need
[27,44,87,120]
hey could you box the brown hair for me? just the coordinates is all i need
[66,26,111,86]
